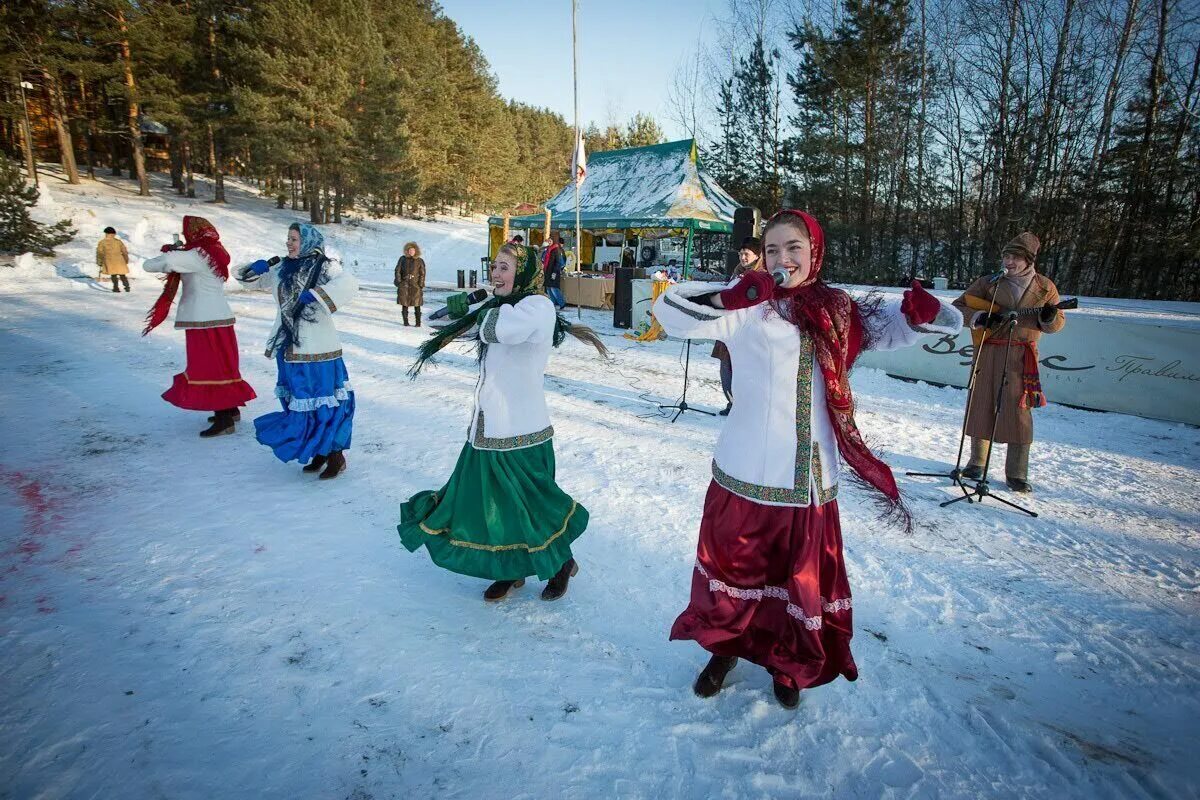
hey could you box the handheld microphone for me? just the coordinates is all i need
[267,255,281,266]
[771,268,789,285]
[429,288,488,321]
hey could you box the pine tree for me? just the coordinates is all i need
[0,158,74,255]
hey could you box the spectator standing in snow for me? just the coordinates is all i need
[394,241,426,327]
[653,209,962,709]
[711,236,762,416]
[141,216,257,437]
[96,226,130,293]
[542,235,566,310]
[952,232,1065,493]
[238,223,359,480]
[398,242,608,602]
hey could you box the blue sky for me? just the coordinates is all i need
[437,0,723,140]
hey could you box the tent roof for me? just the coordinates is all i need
[489,139,740,232]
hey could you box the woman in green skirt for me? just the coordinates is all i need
[398,242,607,602]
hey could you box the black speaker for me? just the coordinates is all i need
[613,267,635,328]
[727,206,761,278]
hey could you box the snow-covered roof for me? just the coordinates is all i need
[490,139,741,232]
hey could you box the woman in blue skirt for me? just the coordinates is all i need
[237,223,359,480]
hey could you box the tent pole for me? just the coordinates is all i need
[683,222,694,281]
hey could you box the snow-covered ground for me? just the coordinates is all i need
[2,173,1199,799]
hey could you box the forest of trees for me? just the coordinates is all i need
[0,0,583,222]
[676,0,1199,300]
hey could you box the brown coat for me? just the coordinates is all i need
[394,255,426,306]
[96,237,130,275]
[953,273,1065,444]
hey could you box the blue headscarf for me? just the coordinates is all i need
[292,222,324,258]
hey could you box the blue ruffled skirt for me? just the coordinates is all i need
[254,351,355,463]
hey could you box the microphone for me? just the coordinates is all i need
[267,255,281,267]
[986,269,1006,283]
[744,269,790,302]
[429,288,488,321]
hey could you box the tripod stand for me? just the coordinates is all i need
[659,339,716,423]
[938,315,1037,517]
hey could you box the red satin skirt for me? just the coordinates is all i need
[162,326,257,411]
[670,481,858,690]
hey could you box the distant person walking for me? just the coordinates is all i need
[97,226,130,292]
[542,235,566,310]
[394,242,427,327]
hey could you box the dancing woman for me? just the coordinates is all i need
[398,242,607,602]
[653,209,962,708]
[142,215,256,437]
[238,223,358,480]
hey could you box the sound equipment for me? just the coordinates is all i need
[728,206,761,278]
[613,267,635,328]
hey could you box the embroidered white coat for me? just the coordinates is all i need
[237,260,359,362]
[141,249,235,329]
[463,294,557,451]
[653,282,963,507]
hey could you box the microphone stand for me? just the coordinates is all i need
[939,314,1038,517]
[659,338,715,423]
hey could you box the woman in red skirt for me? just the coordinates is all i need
[652,210,962,708]
[142,216,256,436]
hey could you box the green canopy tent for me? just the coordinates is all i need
[487,138,742,279]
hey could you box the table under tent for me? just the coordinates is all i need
[485,138,742,309]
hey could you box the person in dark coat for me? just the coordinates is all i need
[712,236,762,415]
[394,242,427,326]
[542,235,566,310]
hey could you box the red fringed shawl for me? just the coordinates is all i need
[767,209,909,527]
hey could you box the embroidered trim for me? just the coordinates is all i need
[695,562,823,630]
[175,318,235,329]
[281,347,344,363]
[479,308,501,344]
[275,384,353,411]
[418,499,578,553]
[663,293,721,321]
[184,374,246,386]
[471,409,554,451]
[314,286,337,314]
[823,597,852,613]
[811,442,839,505]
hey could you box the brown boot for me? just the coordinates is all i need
[207,409,241,423]
[693,654,738,697]
[318,451,346,480]
[303,454,328,473]
[402,307,410,326]
[483,578,525,602]
[199,409,236,438]
[540,558,578,601]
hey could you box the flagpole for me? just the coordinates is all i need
[572,0,582,320]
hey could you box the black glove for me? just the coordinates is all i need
[1039,304,1058,324]
[975,311,1016,328]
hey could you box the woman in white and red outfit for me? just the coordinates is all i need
[652,209,962,708]
[142,216,256,437]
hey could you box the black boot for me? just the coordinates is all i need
[773,679,801,709]
[121,276,130,292]
[111,277,120,293]
[961,464,983,481]
[718,402,732,417]
[318,450,346,480]
[540,558,578,601]
[402,307,410,326]
[694,655,738,697]
[1006,477,1033,493]
[200,409,236,438]
[303,454,328,473]
[483,578,525,602]
[207,409,242,423]
[414,308,421,328]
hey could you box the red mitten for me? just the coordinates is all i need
[160,244,174,253]
[901,280,941,326]
[719,270,776,310]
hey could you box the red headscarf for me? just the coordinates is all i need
[143,216,230,335]
[766,209,909,527]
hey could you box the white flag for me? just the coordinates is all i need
[572,131,587,187]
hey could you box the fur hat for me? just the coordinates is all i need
[1001,231,1040,265]
[740,236,762,256]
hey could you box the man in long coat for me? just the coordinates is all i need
[953,232,1065,492]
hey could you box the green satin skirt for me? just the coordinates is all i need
[398,440,587,581]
